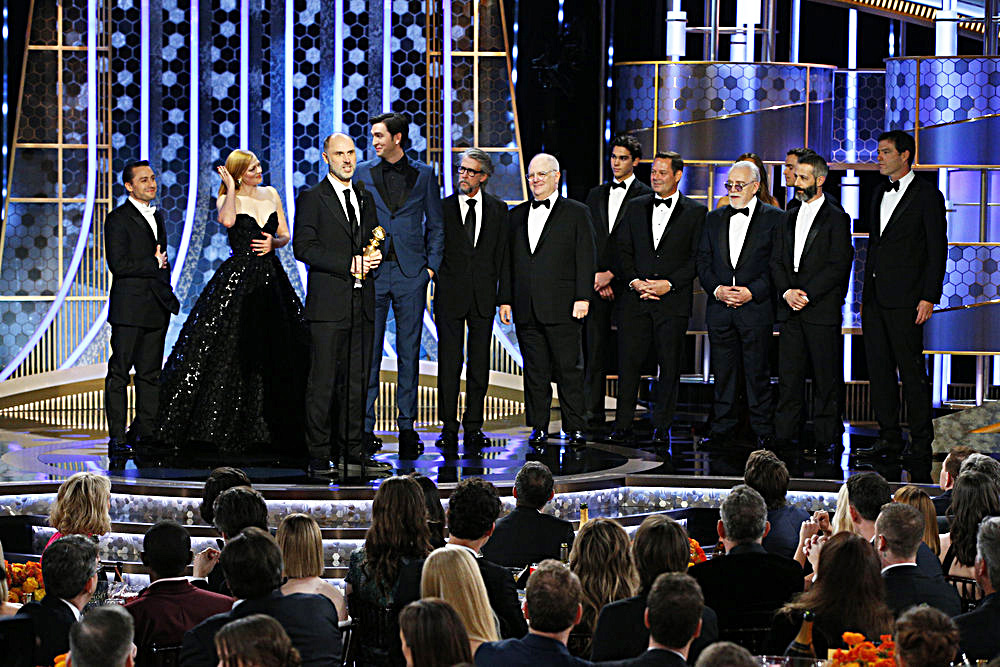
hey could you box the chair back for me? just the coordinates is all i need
[347,594,400,667]
[142,643,182,667]
[339,618,353,667]
[0,616,34,667]
[944,574,980,613]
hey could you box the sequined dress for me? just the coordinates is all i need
[156,211,309,456]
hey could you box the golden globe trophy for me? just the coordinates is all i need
[353,226,386,280]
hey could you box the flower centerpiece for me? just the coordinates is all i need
[5,559,45,603]
[828,631,895,666]
[688,538,707,567]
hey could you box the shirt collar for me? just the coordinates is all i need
[129,196,155,214]
[327,174,352,192]
[614,173,636,190]
[61,598,82,622]
[148,576,190,587]
[798,193,825,214]
[460,189,483,207]
[447,542,481,558]
[881,562,918,574]
[381,153,409,172]
[891,169,915,191]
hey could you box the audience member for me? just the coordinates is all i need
[569,517,638,656]
[875,502,960,617]
[199,466,251,525]
[591,515,718,662]
[276,513,347,620]
[692,641,756,667]
[410,473,447,549]
[421,547,499,656]
[955,516,1000,661]
[894,605,960,667]
[934,446,975,515]
[399,598,474,667]
[0,542,21,616]
[831,483,857,535]
[193,485,269,596]
[894,485,941,556]
[214,614,302,667]
[475,560,590,666]
[46,472,112,551]
[480,462,575,568]
[744,449,808,559]
[181,527,341,667]
[125,520,232,662]
[960,452,1000,481]
[444,477,528,638]
[940,470,1000,579]
[688,485,803,632]
[16,535,100,666]
[67,604,135,667]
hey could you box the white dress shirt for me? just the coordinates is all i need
[459,189,484,246]
[651,191,678,249]
[129,197,158,240]
[792,194,824,272]
[607,173,635,233]
[879,169,914,234]
[527,192,558,253]
[728,196,758,269]
[328,174,359,225]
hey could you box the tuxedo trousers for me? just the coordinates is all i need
[515,311,586,433]
[583,289,616,423]
[775,316,845,444]
[436,307,494,434]
[615,306,687,430]
[707,315,774,437]
[105,322,167,440]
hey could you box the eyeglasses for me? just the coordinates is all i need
[458,166,485,176]
[724,181,756,192]
[526,170,555,182]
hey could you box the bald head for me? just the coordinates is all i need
[323,133,357,184]
[527,153,561,200]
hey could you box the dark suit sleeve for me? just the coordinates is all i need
[667,204,707,291]
[921,185,948,304]
[494,201,511,307]
[180,625,217,667]
[576,207,597,302]
[616,202,638,285]
[801,207,854,303]
[487,564,529,638]
[771,215,792,299]
[696,217,722,299]
[746,212,778,303]
[497,214,513,306]
[291,189,353,279]
[590,606,620,661]
[105,212,161,278]
[424,171,445,274]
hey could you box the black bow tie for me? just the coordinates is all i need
[731,207,749,216]
[530,199,551,209]
[610,181,627,190]
[887,180,900,192]
[653,198,671,208]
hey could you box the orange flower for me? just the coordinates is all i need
[21,577,38,594]
[33,588,46,601]
[842,632,866,646]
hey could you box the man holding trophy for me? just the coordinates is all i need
[293,133,392,481]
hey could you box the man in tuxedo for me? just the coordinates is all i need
[356,113,444,457]
[772,153,853,458]
[955,516,1000,661]
[583,134,652,429]
[855,130,947,481]
[104,160,180,457]
[695,161,783,450]
[781,147,815,211]
[293,133,390,480]
[611,151,706,446]
[435,149,509,451]
[69,605,136,667]
[498,153,596,445]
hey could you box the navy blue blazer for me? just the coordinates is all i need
[475,633,593,667]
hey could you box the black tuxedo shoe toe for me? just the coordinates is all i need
[564,430,586,445]
[436,430,459,449]
[107,437,132,457]
[528,428,548,444]
[651,428,671,445]
[854,438,903,459]
[464,430,489,448]
[607,428,634,443]
[362,432,383,456]
[306,458,339,481]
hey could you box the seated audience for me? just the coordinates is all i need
[67,604,136,667]
[961,452,1000,481]
[568,517,638,656]
[410,473,447,549]
[199,466,252,525]
[939,470,1000,579]
[688,485,803,633]
[193,485,269,596]
[934,446,975,516]
[955,515,1000,661]
[125,520,232,661]
[475,560,590,666]
[16,535,100,666]
[46,472,112,552]
[400,598,474,667]
[421,547,499,656]
[276,513,346,620]
[744,449,809,559]
[692,641,756,667]
[893,605,960,667]
[875,502,961,617]
[591,515,717,663]
[214,614,302,667]
[181,527,341,667]
[831,483,857,535]
[0,542,21,616]
[894,485,941,556]
[480,462,575,568]
[444,477,528,639]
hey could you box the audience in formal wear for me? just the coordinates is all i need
[410,473,447,549]
[68,604,136,667]
[831,483,858,535]
[591,515,717,663]
[193,485,269,596]
[444,477,528,639]
[875,502,961,617]
[125,519,232,661]
[939,470,1000,579]
[276,513,347,620]
[960,452,1000,481]
[894,485,941,556]
[955,516,1000,661]
[199,466,252,525]
[421,547,499,656]
[45,472,112,552]
[399,598,474,667]
[0,542,21,616]
[893,605,960,667]
[475,560,590,667]
[568,517,638,656]
[181,527,341,667]
[692,641,757,667]
[744,449,809,559]
[214,614,302,667]
[16,535,100,666]
[480,462,575,569]
[934,446,975,516]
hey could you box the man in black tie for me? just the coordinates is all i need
[854,130,947,481]
[772,153,853,457]
[696,161,783,450]
[499,153,596,445]
[435,149,509,451]
[610,151,706,446]
[583,135,652,430]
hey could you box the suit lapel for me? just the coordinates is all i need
[799,201,826,264]
[126,202,159,246]
[719,212,733,271]
[644,198,657,250]
[734,206,761,270]
[786,206,799,268]
[609,180,644,238]
[655,195,686,250]
[318,178,353,235]
[451,196,475,250]
[532,197,560,254]
[881,178,918,238]
[597,183,611,237]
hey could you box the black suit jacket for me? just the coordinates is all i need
[933,489,953,516]
[882,564,961,618]
[180,591,341,667]
[498,198,596,325]
[436,191,509,319]
[480,506,576,569]
[617,193,707,318]
[772,198,854,326]
[15,595,78,667]
[863,175,948,309]
[292,178,378,322]
[474,556,529,639]
[599,648,689,667]
[105,200,180,327]
[696,203,783,328]
[591,593,717,663]
[585,178,653,275]
[956,592,1000,661]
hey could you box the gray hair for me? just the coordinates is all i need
[531,152,560,174]
[461,148,494,176]
[961,453,1000,482]
[69,605,135,667]
[730,160,760,183]
[977,516,1000,586]
[694,641,758,667]
[720,484,768,543]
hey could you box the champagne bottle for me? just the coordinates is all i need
[560,542,569,563]
[784,610,817,658]
[579,503,589,527]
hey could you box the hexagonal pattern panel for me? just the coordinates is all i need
[392,0,427,157]
[832,70,884,164]
[940,245,1000,309]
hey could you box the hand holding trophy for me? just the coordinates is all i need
[353,226,386,280]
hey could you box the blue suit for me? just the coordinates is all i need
[355,157,444,431]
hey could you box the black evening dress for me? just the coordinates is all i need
[156,212,309,457]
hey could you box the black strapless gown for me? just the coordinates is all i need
[156,213,309,456]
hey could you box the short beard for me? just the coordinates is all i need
[795,184,817,202]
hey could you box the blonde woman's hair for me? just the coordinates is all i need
[832,483,858,536]
[49,472,112,536]
[893,485,941,556]
[218,149,259,196]
[570,517,639,639]
[420,547,499,644]
[276,513,325,579]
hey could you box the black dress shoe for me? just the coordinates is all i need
[362,433,383,456]
[306,458,339,481]
[398,429,424,458]
[607,428,634,443]
[464,430,489,448]
[436,430,459,449]
[853,438,903,459]
[345,451,393,472]
[651,428,671,445]
[564,430,586,445]
[107,437,132,457]
[528,428,548,444]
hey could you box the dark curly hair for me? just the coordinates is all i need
[363,476,432,594]
[894,605,959,667]
[949,470,1000,566]
[446,478,501,541]
[200,467,252,525]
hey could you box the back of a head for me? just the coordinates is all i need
[201,467,251,525]
[43,534,99,600]
[944,446,976,481]
[693,641,757,667]
[894,605,959,667]
[633,514,689,592]
[399,599,473,667]
[893,486,940,555]
[950,470,1000,566]
[213,486,268,538]
[525,560,582,633]
[743,449,790,510]
[276,513,324,579]
[49,472,112,536]
[720,485,768,544]
[646,572,703,650]
[959,453,1000,483]
[570,518,638,611]
[420,547,497,643]
[220,527,283,600]
[514,462,554,510]
[215,614,302,667]
[409,473,446,527]
[875,502,924,560]
[846,471,891,522]
[69,604,134,667]
[366,476,432,590]
[142,519,192,578]
[976,516,1000,588]
[446,477,501,541]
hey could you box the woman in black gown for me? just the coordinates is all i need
[156,150,309,457]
